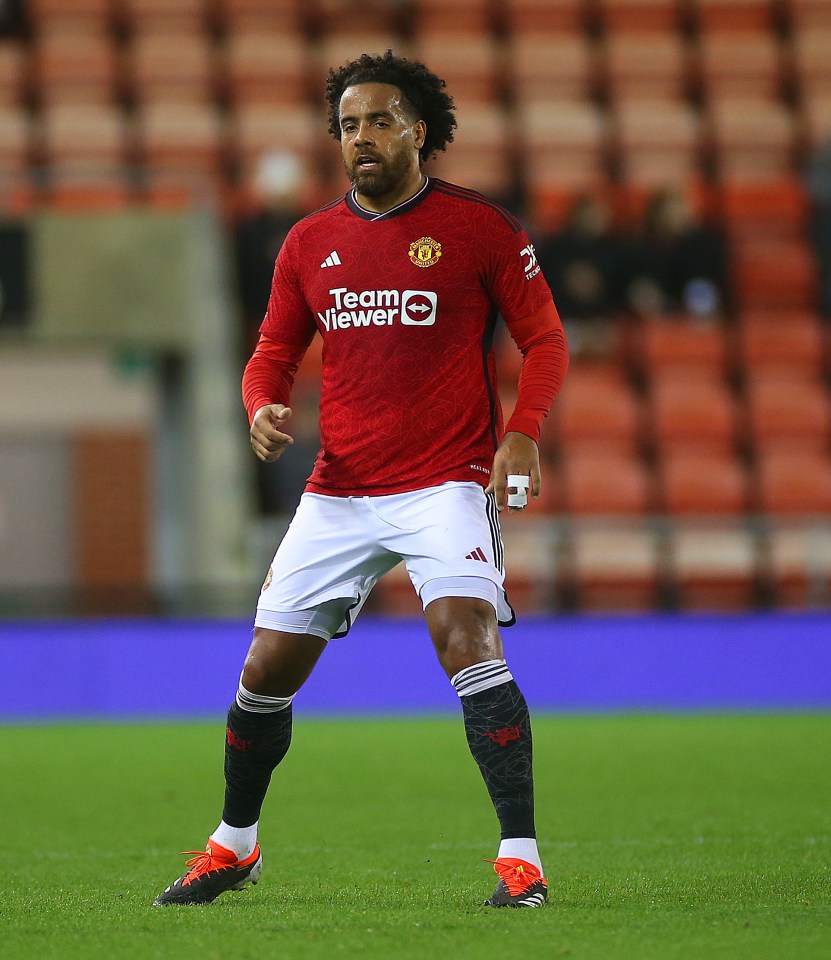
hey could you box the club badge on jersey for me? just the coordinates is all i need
[408,237,442,268]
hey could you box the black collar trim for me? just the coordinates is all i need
[346,176,433,221]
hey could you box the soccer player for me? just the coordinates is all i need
[154,51,568,909]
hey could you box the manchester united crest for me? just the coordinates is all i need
[408,236,442,268]
[261,566,273,592]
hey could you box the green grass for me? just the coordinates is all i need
[1,714,829,960]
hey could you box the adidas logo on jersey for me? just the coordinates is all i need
[317,286,438,331]
[320,251,342,268]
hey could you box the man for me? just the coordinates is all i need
[154,51,568,910]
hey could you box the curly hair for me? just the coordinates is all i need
[325,50,457,163]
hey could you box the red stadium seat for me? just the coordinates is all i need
[129,30,217,103]
[657,451,749,515]
[508,34,597,103]
[553,366,643,457]
[693,0,774,32]
[754,452,831,514]
[137,100,225,175]
[413,0,495,37]
[503,0,585,34]
[560,452,653,514]
[597,0,682,33]
[604,32,689,101]
[744,376,831,457]
[34,30,120,105]
[412,33,502,105]
[221,30,311,106]
[635,316,729,382]
[425,103,512,197]
[730,238,819,310]
[763,521,831,607]
[0,41,27,107]
[40,102,128,172]
[717,176,809,243]
[648,378,739,455]
[694,30,783,100]
[559,521,663,611]
[667,522,759,609]
[520,99,609,192]
[612,97,701,185]
[218,0,305,31]
[707,96,795,181]
[734,310,826,380]
[121,0,211,33]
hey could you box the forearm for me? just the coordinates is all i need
[241,334,304,424]
[504,301,569,442]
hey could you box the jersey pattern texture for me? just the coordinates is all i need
[259,178,555,496]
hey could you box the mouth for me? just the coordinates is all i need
[355,154,382,172]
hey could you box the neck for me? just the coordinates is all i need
[354,169,426,214]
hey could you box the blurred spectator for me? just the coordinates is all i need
[234,151,305,352]
[806,139,831,319]
[535,194,628,357]
[0,218,30,330]
[233,151,320,516]
[626,188,729,319]
[0,0,25,37]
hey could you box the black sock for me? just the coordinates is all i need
[460,680,536,839]
[222,701,293,828]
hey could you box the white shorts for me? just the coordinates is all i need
[255,481,515,640]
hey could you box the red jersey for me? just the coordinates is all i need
[246,177,568,496]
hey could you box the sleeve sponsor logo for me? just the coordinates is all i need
[520,243,540,280]
[408,236,443,267]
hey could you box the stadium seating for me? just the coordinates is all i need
[657,451,749,515]
[763,521,831,607]
[667,521,760,609]
[648,377,739,456]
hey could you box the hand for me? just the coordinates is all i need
[485,431,541,512]
[250,404,294,462]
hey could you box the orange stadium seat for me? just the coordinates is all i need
[521,99,609,193]
[734,309,826,379]
[503,0,586,34]
[48,169,132,210]
[790,27,831,100]
[754,451,831,514]
[604,32,689,101]
[693,0,774,32]
[612,97,701,185]
[636,316,729,382]
[121,0,211,33]
[34,30,120,105]
[129,30,217,103]
[0,41,27,107]
[508,34,597,103]
[667,522,759,609]
[657,451,749,515]
[412,34,502,105]
[648,378,739,455]
[790,0,831,29]
[730,238,819,310]
[413,0,496,36]
[596,0,682,33]
[232,103,328,182]
[744,375,831,456]
[707,96,795,181]
[426,102,511,196]
[553,366,643,457]
[28,0,113,32]
[560,452,654,514]
[694,30,783,100]
[763,521,831,607]
[39,102,128,172]
[218,0,305,32]
[137,100,225,175]
[222,30,311,106]
[717,175,808,242]
[316,0,403,33]
[559,521,663,611]
[0,107,30,176]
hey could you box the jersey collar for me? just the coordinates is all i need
[346,176,434,221]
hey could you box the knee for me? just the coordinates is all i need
[426,597,503,679]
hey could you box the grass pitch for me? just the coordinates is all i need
[1,714,829,960]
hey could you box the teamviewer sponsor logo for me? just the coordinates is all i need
[400,290,437,325]
[317,287,437,331]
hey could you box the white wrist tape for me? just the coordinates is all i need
[507,474,530,509]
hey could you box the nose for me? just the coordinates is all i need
[354,122,375,146]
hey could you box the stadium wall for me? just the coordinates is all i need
[1,612,829,721]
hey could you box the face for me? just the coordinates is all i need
[338,82,426,204]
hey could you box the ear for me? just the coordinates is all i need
[412,119,427,151]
